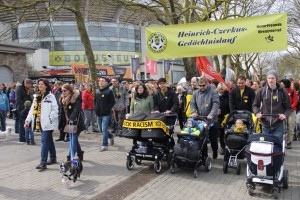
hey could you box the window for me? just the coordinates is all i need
[12,28,18,40]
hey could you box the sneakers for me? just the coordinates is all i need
[46,160,57,165]
[55,138,64,142]
[30,142,36,145]
[35,163,47,171]
[213,150,218,159]
[286,143,292,149]
[100,146,108,152]
[110,137,114,145]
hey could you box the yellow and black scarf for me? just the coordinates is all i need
[32,93,44,131]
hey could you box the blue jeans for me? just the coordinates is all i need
[40,130,56,164]
[18,111,25,142]
[0,111,7,131]
[69,133,82,159]
[97,115,113,146]
[262,122,285,144]
[25,127,34,143]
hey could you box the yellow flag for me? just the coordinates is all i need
[146,13,287,59]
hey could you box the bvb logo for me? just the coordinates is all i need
[147,33,167,53]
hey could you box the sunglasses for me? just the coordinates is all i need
[199,84,206,87]
[62,89,68,92]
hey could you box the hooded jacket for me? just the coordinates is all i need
[252,83,292,128]
[25,92,58,131]
[190,84,220,120]
[94,85,115,116]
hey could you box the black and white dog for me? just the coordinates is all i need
[0,127,12,141]
[60,158,83,186]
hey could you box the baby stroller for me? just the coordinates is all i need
[223,110,254,175]
[121,112,177,173]
[169,117,212,178]
[245,114,288,199]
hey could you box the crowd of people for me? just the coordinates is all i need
[0,68,299,171]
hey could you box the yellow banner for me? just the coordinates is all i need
[123,120,170,136]
[146,13,287,59]
[50,51,142,65]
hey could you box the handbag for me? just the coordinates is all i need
[63,107,80,133]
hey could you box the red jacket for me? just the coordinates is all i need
[286,88,298,111]
[82,90,94,110]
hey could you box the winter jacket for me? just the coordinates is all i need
[218,91,230,123]
[82,90,94,110]
[54,88,62,104]
[110,84,129,111]
[252,83,292,128]
[25,93,58,131]
[229,85,256,112]
[286,88,298,111]
[190,85,220,120]
[94,86,115,116]
[9,89,16,109]
[129,95,154,115]
[58,90,85,134]
[154,87,179,113]
[15,81,32,112]
[0,91,10,112]
[185,88,199,118]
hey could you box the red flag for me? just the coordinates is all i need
[145,57,157,75]
[196,56,230,91]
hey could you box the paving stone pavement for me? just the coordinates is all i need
[0,119,299,200]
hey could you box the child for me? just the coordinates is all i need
[181,118,201,137]
[229,119,248,133]
[22,100,36,145]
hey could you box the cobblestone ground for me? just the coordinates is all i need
[0,119,299,200]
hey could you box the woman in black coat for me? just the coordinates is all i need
[59,83,85,161]
[217,83,230,155]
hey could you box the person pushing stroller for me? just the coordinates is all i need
[190,76,220,159]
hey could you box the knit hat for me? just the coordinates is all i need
[24,100,31,108]
[157,78,167,84]
[267,69,279,80]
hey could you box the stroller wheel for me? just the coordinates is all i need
[283,169,289,189]
[236,163,242,175]
[205,157,212,172]
[126,157,134,170]
[135,157,142,165]
[194,170,198,178]
[223,161,228,174]
[154,161,162,174]
[248,187,254,196]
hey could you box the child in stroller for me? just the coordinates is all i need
[227,119,248,134]
[170,117,212,178]
[223,110,254,175]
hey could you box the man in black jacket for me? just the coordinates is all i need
[229,76,255,113]
[15,79,33,143]
[154,78,179,114]
[94,77,116,152]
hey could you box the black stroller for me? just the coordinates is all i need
[121,112,177,173]
[223,110,254,175]
[169,117,212,178]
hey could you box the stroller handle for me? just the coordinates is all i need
[163,112,177,117]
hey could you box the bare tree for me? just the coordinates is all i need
[0,0,98,88]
